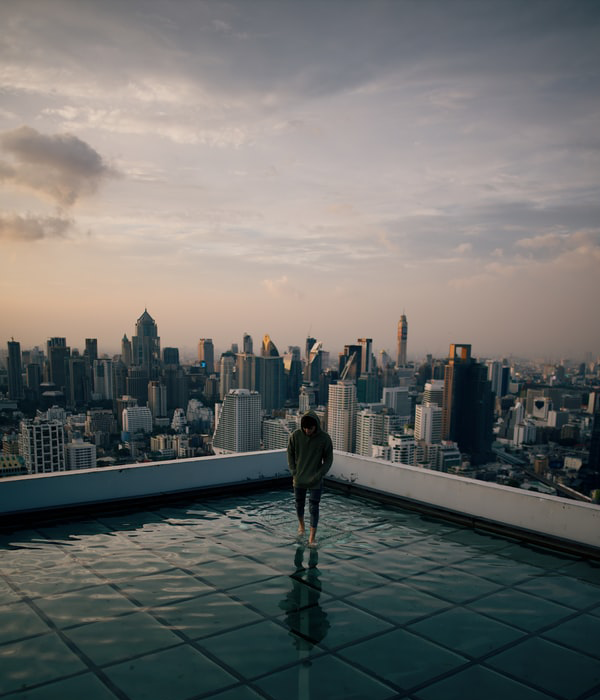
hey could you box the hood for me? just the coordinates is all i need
[301,409,321,432]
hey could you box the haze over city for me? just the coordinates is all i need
[1,0,599,360]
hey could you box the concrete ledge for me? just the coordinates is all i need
[328,452,600,556]
[0,450,289,521]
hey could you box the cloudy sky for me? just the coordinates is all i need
[1,0,599,362]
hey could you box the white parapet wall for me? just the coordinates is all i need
[328,452,600,551]
[0,450,290,516]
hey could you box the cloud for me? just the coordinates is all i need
[0,126,116,205]
[262,275,303,300]
[516,232,565,249]
[0,213,74,241]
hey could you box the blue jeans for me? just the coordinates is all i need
[294,484,323,529]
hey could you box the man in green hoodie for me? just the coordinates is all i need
[287,410,334,545]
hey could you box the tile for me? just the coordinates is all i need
[356,549,438,580]
[193,555,281,590]
[150,538,237,566]
[296,558,390,598]
[317,600,394,649]
[104,643,237,700]
[7,563,105,598]
[399,538,474,566]
[440,528,515,554]
[541,613,600,659]
[0,632,87,695]
[407,567,502,603]
[452,553,545,586]
[413,665,552,700]
[33,584,139,628]
[468,589,574,632]
[256,654,397,700]
[0,672,119,700]
[0,580,22,606]
[516,573,600,609]
[486,636,600,699]
[200,619,320,679]
[496,544,578,571]
[408,607,525,658]
[559,559,600,586]
[208,686,267,700]
[153,591,264,638]
[0,601,51,643]
[116,569,215,606]
[232,575,329,618]
[87,551,173,580]
[63,610,182,665]
[347,581,451,625]
[339,628,468,691]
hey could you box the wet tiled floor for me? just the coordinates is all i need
[0,488,599,699]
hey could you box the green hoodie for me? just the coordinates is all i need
[287,410,334,488]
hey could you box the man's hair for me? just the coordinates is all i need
[301,415,317,430]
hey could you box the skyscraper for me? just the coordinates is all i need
[242,333,253,355]
[198,339,215,373]
[19,418,66,473]
[328,381,357,453]
[7,340,24,401]
[132,309,160,378]
[397,314,408,367]
[441,344,493,466]
[219,352,236,400]
[213,389,261,453]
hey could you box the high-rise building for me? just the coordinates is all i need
[242,333,253,355]
[198,339,215,373]
[46,338,70,391]
[7,340,24,400]
[66,355,91,408]
[84,339,98,366]
[66,437,96,470]
[382,386,412,416]
[126,366,149,404]
[162,347,180,366]
[283,347,302,403]
[132,309,160,378]
[414,404,443,443]
[212,389,261,453]
[261,335,279,357]
[441,344,494,466]
[92,359,114,400]
[328,381,357,453]
[148,381,168,425]
[19,418,66,473]
[219,353,236,400]
[422,380,445,407]
[397,314,408,367]
[356,406,406,457]
[121,334,132,367]
[122,406,153,436]
[305,340,323,383]
[357,338,373,375]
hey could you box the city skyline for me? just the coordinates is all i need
[1,1,599,360]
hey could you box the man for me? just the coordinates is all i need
[287,410,333,545]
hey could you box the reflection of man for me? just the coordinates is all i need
[287,411,333,545]
[279,546,329,650]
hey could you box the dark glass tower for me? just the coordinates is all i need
[442,344,494,466]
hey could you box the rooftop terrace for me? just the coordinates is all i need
[2,462,600,699]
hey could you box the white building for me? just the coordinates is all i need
[263,416,298,450]
[19,419,66,473]
[122,406,153,436]
[356,407,407,457]
[422,380,445,407]
[171,408,187,433]
[414,404,443,444]
[328,381,357,453]
[66,437,97,470]
[213,389,261,453]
